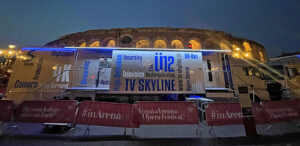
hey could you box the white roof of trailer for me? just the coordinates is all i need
[22,47,231,53]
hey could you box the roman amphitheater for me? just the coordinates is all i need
[45,27,266,62]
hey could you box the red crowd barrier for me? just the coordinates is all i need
[76,102,139,128]
[14,100,77,123]
[134,101,199,125]
[0,100,15,122]
[9,100,200,127]
[258,101,300,123]
[205,102,243,126]
[206,100,300,126]
[251,103,266,124]
[0,88,6,93]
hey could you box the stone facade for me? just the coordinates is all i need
[45,27,266,62]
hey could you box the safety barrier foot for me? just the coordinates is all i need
[131,128,135,139]
[84,125,90,136]
[123,128,127,135]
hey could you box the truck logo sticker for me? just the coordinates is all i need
[23,50,36,66]
[110,50,204,93]
[51,51,75,57]
[33,58,43,80]
[15,80,38,88]
[53,64,72,82]
[80,61,90,85]
[112,54,122,91]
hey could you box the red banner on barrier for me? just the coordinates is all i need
[205,102,243,126]
[206,101,300,126]
[0,100,14,122]
[14,100,77,123]
[135,102,199,125]
[251,103,267,124]
[76,102,139,128]
[260,100,300,123]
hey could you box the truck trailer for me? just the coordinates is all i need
[4,47,270,103]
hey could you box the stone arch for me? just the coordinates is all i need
[188,38,202,49]
[171,40,184,49]
[59,42,66,47]
[119,34,133,47]
[88,39,100,47]
[66,41,75,47]
[136,40,150,48]
[107,40,116,47]
[253,44,265,61]
[232,41,243,58]
[232,41,242,51]
[154,40,167,48]
[219,39,231,50]
[102,37,116,47]
[154,36,168,48]
[243,41,252,57]
[135,36,151,48]
[258,49,265,62]
[203,39,220,49]
[76,40,87,47]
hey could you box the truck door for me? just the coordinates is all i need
[222,54,234,90]
[203,53,220,88]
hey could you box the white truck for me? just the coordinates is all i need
[4,47,270,103]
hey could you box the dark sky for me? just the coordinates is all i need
[0,0,299,58]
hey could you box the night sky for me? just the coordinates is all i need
[0,0,299,58]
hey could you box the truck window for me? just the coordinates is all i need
[244,67,254,76]
[243,67,261,77]
[261,65,285,80]
[207,60,213,82]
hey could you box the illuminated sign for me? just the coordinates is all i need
[110,50,205,94]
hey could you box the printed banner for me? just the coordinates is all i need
[260,100,300,123]
[205,102,243,126]
[0,100,14,122]
[206,101,300,126]
[7,48,76,91]
[251,103,267,124]
[76,101,139,128]
[14,100,77,123]
[110,50,204,94]
[135,101,199,125]
[71,49,112,89]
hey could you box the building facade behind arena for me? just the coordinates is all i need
[45,27,267,62]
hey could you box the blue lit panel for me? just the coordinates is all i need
[297,55,300,58]
[189,95,205,98]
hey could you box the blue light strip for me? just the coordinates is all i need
[67,87,109,90]
[21,47,231,53]
[22,47,77,51]
[66,47,232,53]
[296,55,300,58]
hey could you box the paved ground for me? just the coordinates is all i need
[0,121,300,145]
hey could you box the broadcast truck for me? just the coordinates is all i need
[4,47,270,103]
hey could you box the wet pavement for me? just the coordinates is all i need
[0,121,300,145]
